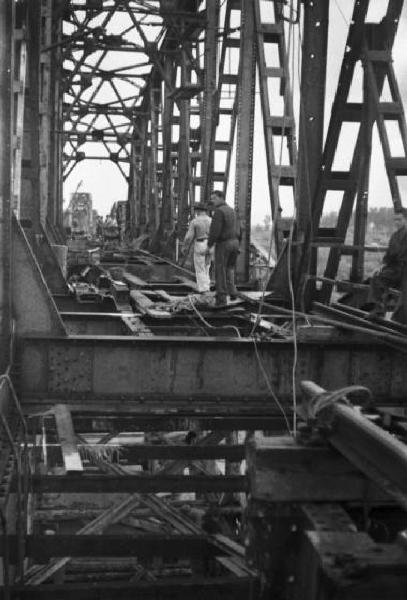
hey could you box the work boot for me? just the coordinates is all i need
[215,295,227,306]
[367,306,385,321]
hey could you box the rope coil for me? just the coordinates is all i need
[302,385,373,423]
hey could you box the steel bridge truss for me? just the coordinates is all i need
[45,0,300,279]
[295,0,407,305]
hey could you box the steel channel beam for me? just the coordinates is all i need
[34,444,245,463]
[301,381,407,509]
[0,0,13,371]
[201,0,219,201]
[295,0,329,291]
[235,0,256,281]
[19,335,407,403]
[297,0,329,233]
[28,474,248,494]
[22,0,42,232]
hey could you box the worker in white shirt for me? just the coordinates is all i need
[182,202,213,292]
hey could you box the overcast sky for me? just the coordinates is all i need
[65,1,407,224]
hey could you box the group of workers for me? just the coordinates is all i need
[182,191,407,319]
[182,190,240,306]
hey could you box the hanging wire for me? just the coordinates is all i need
[249,3,296,338]
[288,0,298,435]
[252,338,292,435]
[248,0,300,435]
[188,295,242,338]
[293,9,315,317]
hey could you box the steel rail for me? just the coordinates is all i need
[300,380,407,510]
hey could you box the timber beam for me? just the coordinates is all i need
[0,534,223,561]
[27,413,288,433]
[246,434,388,504]
[0,576,258,600]
[293,530,407,600]
[247,498,407,600]
[28,474,248,494]
[84,444,245,462]
[300,380,407,510]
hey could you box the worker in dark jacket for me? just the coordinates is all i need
[208,190,240,306]
[368,208,407,319]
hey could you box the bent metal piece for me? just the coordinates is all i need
[300,380,407,511]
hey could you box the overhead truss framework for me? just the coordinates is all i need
[53,0,302,278]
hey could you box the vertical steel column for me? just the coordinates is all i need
[21,0,41,235]
[12,2,28,220]
[153,56,177,256]
[177,41,192,240]
[201,0,219,203]
[128,114,144,237]
[127,147,137,238]
[161,58,176,235]
[149,85,160,237]
[0,0,13,370]
[351,69,373,283]
[39,0,52,229]
[296,0,329,239]
[234,0,256,281]
[48,4,64,231]
[138,115,150,235]
[294,0,329,297]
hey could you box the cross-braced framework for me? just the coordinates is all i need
[59,0,209,248]
[3,0,407,295]
[54,0,301,277]
[294,0,407,306]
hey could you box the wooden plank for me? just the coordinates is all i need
[213,534,245,557]
[246,435,389,503]
[121,271,148,288]
[34,504,243,522]
[30,474,248,494]
[114,444,245,461]
[300,531,407,600]
[54,404,83,473]
[216,556,248,577]
[27,411,290,432]
[24,493,147,584]
[83,451,253,580]
[121,316,154,336]
[5,576,258,600]
[0,534,217,560]
[144,289,173,302]
[300,504,357,533]
[129,290,155,314]
[172,275,198,291]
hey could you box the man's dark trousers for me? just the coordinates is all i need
[369,264,402,315]
[214,238,239,304]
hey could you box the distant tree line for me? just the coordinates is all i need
[320,206,395,231]
[253,206,396,234]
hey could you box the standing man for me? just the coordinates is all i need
[368,207,407,319]
[208,190,240,306]
[182,202,213,293]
